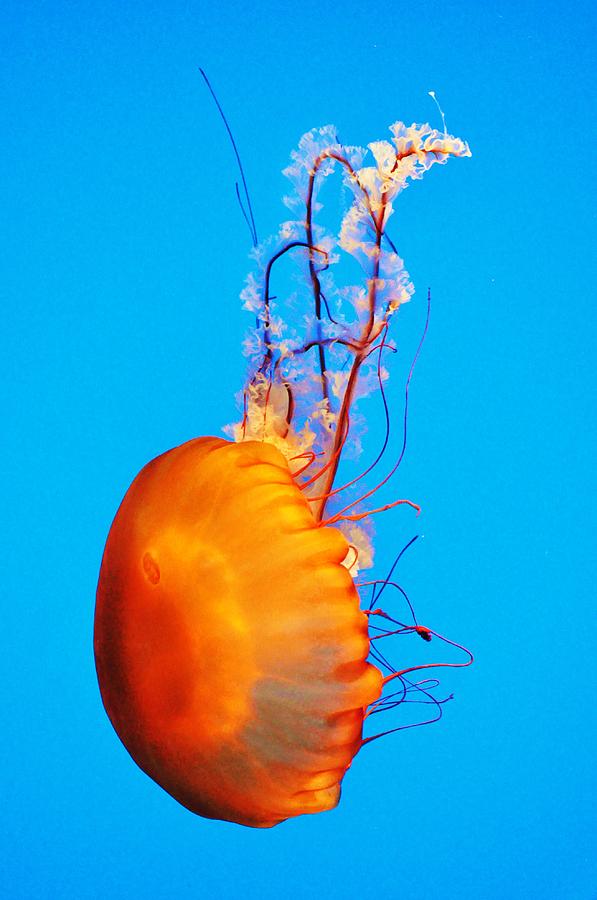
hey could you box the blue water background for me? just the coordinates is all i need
[1,2,595,898]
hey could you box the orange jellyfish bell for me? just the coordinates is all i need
[95,437,381,827]
[95,117,472,827]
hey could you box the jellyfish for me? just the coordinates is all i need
[94,118,472,828]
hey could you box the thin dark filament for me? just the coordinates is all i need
[262,241,328,351]
[359,575,416,622]
[284,381,295,434]
[362,679,445,743]
[304,152,372,406]
[368,678,448,715]
[374,677,442,701]
[368,641,396,673]
[299,403,352,492]
[199,68,258,247]
[235,183,256,247]
[318,288,431,524]
[384,232,398,254]
[250,239,329,439]
[285,336,360,360]
[304,149,380,419]
[297,330,394,499]
[291,149,409,509]
[256,241,328,373]
[368,619,412,635]
[260,358,276,438]
[320,291,339,324]
[330,283,430,497]
[367,622,411,635]
[381,627,474,686]
[359,571,472,743]
[288,451,319,478]
[304,324,391,502]
[312,196,389,520]
[287,334,390,427]
[372,534,420,607]
[367,677,451,723]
